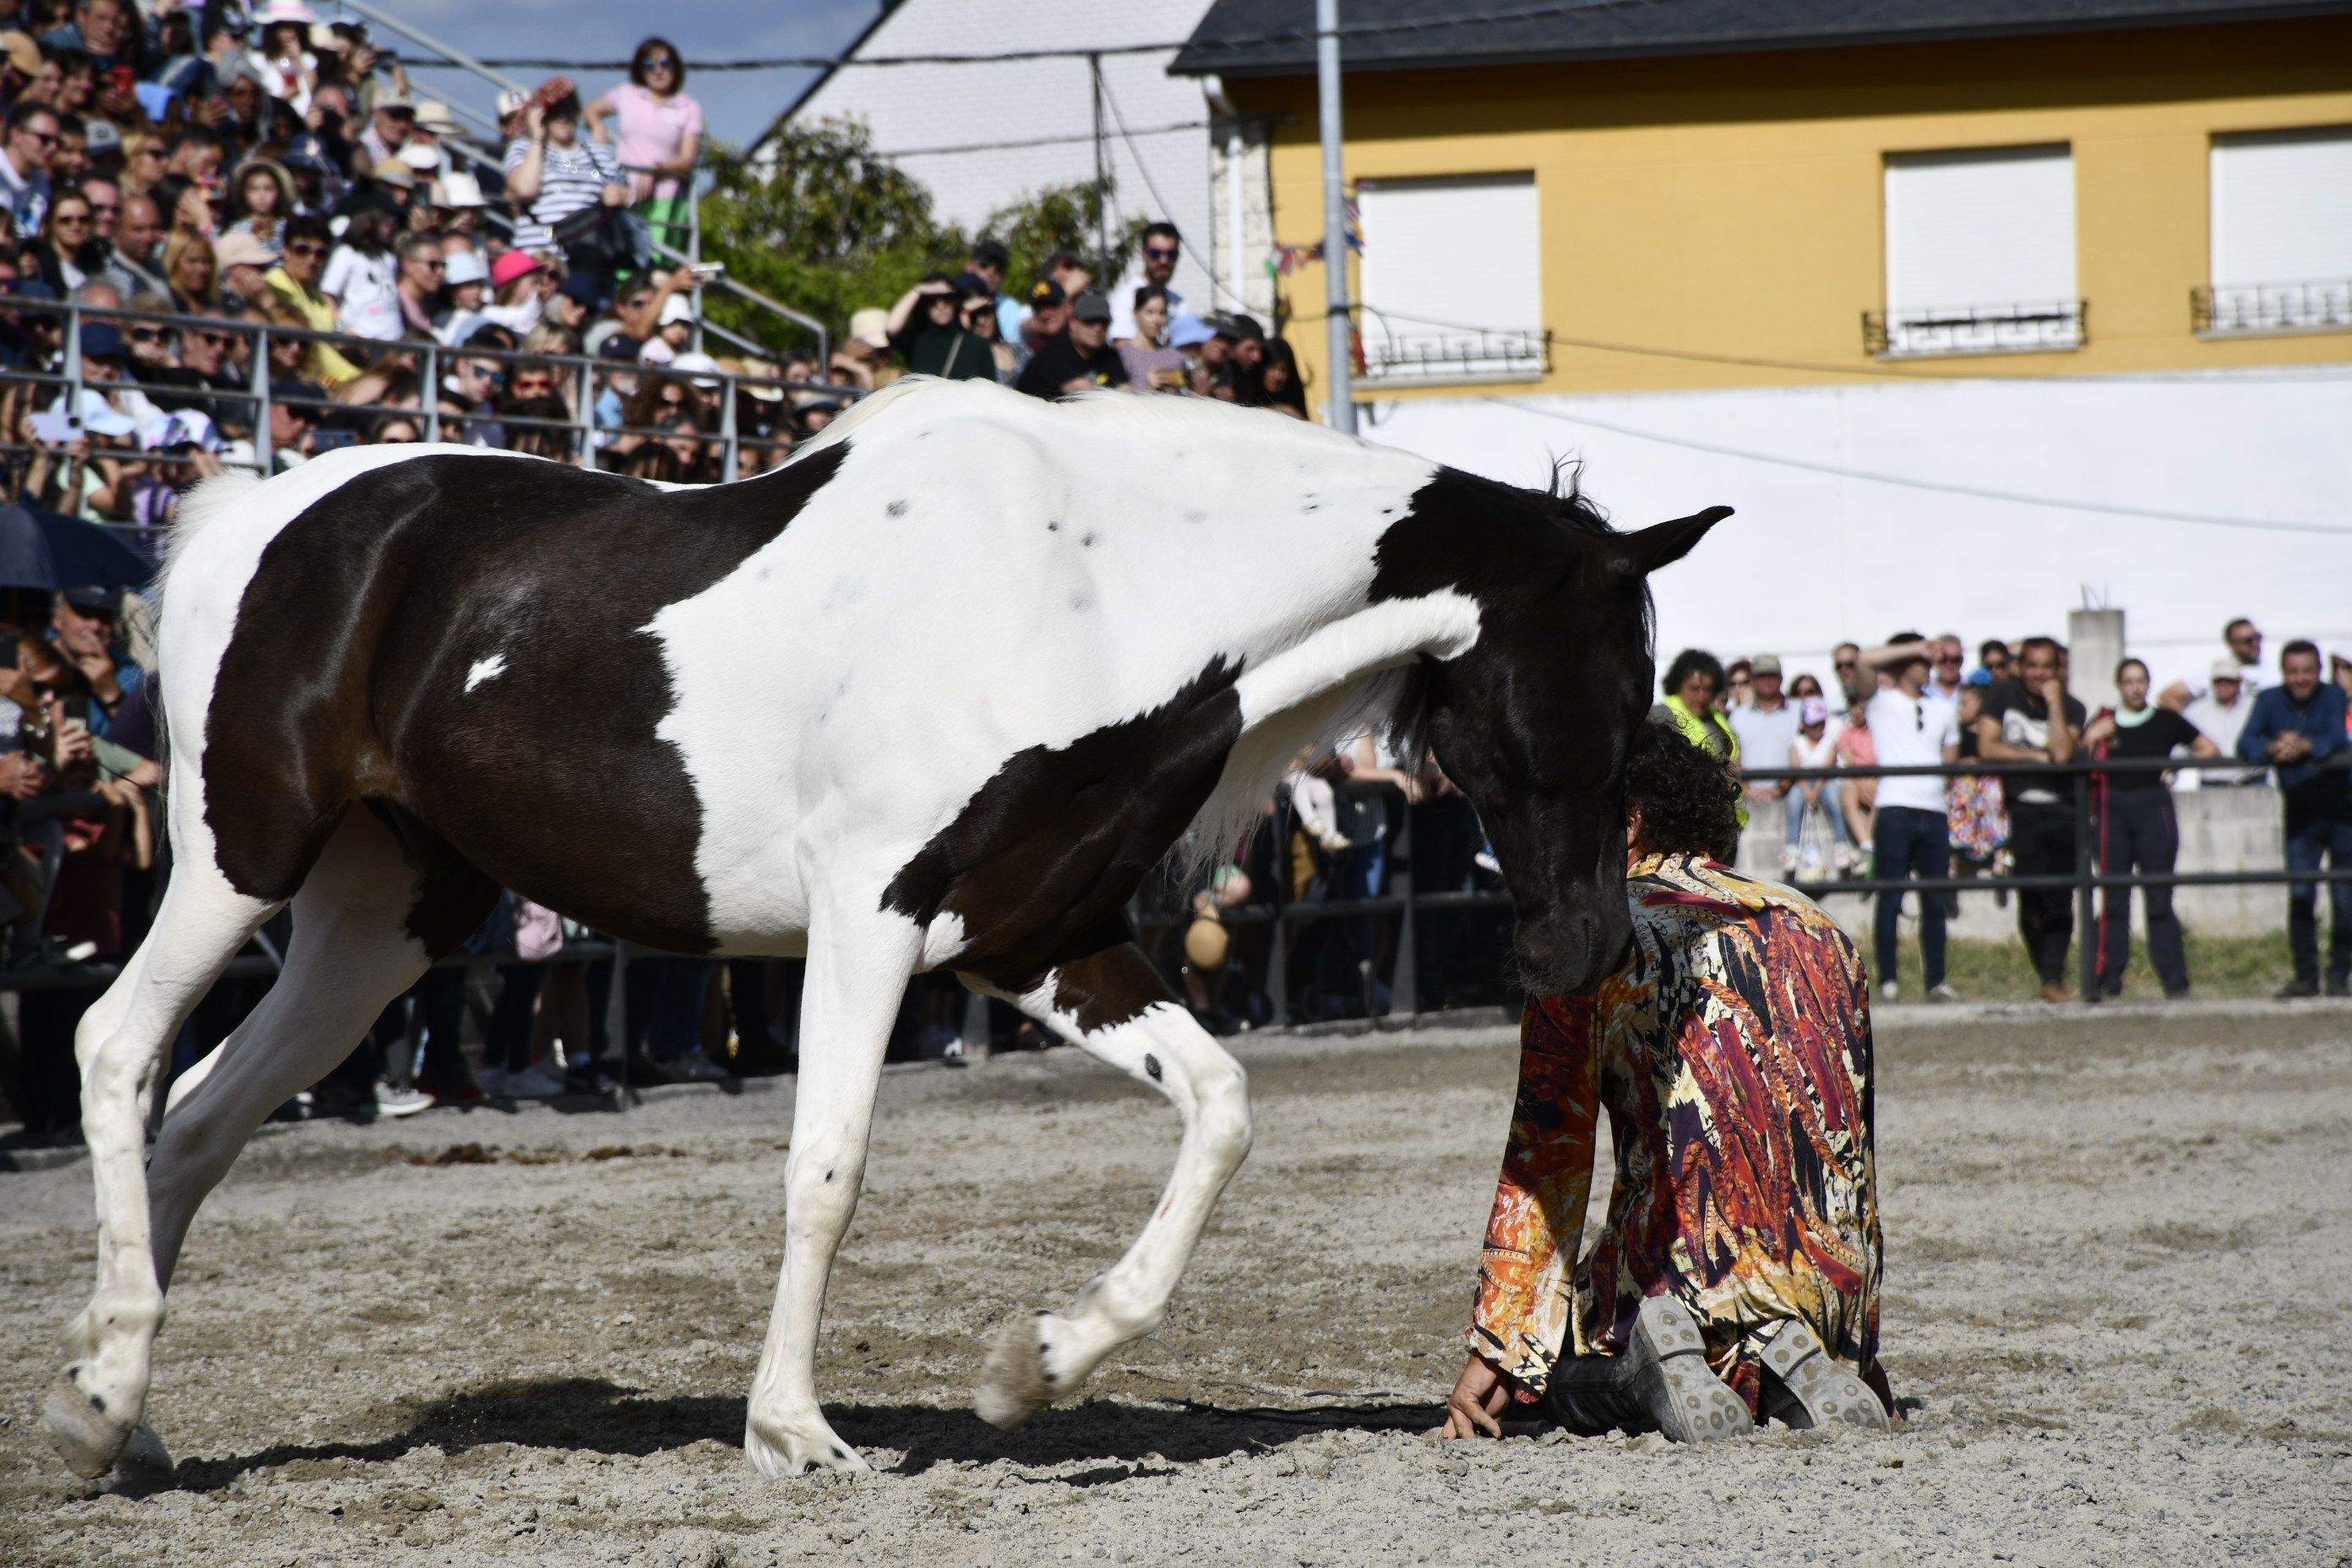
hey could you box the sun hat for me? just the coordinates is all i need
[398,141,442,173]
[212,230,280,271]
[489,250,545,290]
[671,351,723,389]
[1168,314,1216,349]
[0,30,41,76]
[415,101,460,133]
[656,292,696,328]
[2211,657,2245,681]
[370,159,414,192]
[432,171,487,210]
[847,306,890,348]
[1752,653,1783,676]
[443,248,487,286]
[253,0,318,25]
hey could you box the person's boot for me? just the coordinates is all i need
[1751,1318,1891,1433]
[1546,1295,1750,1443]
[2276,978,2319,1001]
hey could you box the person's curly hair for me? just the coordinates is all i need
[1625,717,1741,863]
[1659,646,1726,699]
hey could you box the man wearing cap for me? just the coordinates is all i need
[50,582,143,739]
[1015,288,1128,399]
[213,229,280,311]
[547,269,603,335]
[359,90,416,172]
[2183,658,2262,786]
[1020,277,1068,355]
[1110,221,1185,345]
[1729,655,1800,804]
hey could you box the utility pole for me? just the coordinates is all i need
[1316,0,1357,433]
[1090,53,1113,277]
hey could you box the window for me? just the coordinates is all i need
[1876,144,2082,357]
[2202,126,2352,335]
[1357,173,1545,385]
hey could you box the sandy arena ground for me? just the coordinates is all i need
[3,1000,2349,1565]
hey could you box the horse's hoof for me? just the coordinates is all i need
[976,1311,1063,1429]
[744,1413,871,1478]
[41,1371,133,1479]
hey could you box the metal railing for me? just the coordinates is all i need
[1864,300,2087,358]
[332,0,829,365]
[1358,324,1549,386]
[1135,754,2349,1019]
[2192,280,2352,336]
[0,297,864,509]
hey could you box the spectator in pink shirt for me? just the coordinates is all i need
[585,37,703,253]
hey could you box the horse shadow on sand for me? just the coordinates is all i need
[160,1377,1449,1493]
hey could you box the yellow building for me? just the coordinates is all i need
[1174,0,2352,683]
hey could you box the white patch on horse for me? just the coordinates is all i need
[463,654,508,692]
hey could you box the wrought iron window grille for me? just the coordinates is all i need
[1862,301,2087,359]
[2192,280,2352,336]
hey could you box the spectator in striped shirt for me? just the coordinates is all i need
[501,81,626,259]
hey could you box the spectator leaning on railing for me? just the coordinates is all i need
[2237,640,2351,999]
[1855,634,1961,1004]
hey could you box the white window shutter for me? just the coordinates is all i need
[2208,126,2352,333]
[1882,146,2078,355]
[1358,174,1544,384]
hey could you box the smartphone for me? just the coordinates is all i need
[63,694,90,726]
[29,411,81,444]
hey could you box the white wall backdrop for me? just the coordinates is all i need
[1361,369,2352,698]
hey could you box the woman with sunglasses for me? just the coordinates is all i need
[28,187,104,294]
[585,38,704,254]
[883,273,996,381]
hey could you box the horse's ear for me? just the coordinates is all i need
[1618,505,1733,575]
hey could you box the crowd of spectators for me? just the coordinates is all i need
[0,5,1336,1141]
[1666,615,2352,1007]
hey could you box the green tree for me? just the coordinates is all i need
[698,116,1155,357]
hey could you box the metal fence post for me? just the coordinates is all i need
[1391,802,1417,1016]
[719,372,738,482]
[251,320,274,473]
[2076,767,2099,1002]
[63,300,82,417]
[575,358,596,468]
[422,340,441,442]
[1267,853,1291,1027]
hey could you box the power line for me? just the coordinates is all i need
[1487,396,2352,537]
[874,119,1215,161]
[409,0,1680,73]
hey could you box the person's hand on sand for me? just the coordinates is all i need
[1435,1352,1510,1439]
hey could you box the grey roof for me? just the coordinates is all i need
[1170,0,2352,77]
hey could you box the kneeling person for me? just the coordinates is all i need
[1441,721,1895,1443]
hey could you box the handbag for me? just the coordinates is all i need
[551,202,650,275]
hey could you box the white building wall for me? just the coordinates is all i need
[778,0,1220,315]
[1360,370,2352,699]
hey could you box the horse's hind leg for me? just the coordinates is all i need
[42,830,277,1478]
[969,940,1252,1429]
[45,808,493,1479]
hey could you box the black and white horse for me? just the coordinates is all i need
[44,378,1725,1479]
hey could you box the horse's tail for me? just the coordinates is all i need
[155,469,263,622]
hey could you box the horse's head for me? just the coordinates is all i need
[1381,471,1729,996]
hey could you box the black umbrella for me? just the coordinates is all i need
[0,503,60,591]
[24,504,155,595]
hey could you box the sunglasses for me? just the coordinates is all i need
[129,327,172,342]
[189,330,231,347]
[645,57,678,70]
[417,259,445,270]
[86,203,117,215]
[53,212,90,225]
[1144,246,1178,259]
[19,129,57,146]
[1834,658,1858,669]
[286,242,325,257]
[514,377,555,392]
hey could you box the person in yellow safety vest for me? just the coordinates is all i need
[1650,648,1745,825]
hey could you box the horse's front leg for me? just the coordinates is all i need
[743,897,921,1478]
[969,940,1252,1427]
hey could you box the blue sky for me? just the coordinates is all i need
[389,0,883,150]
